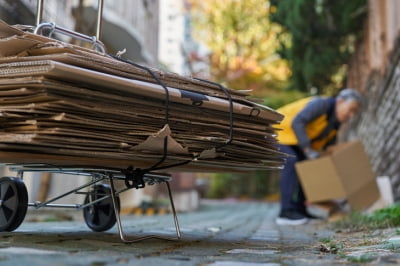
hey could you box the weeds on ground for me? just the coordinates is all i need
[318,237,344,254]
[319,237,333,244]
[333,204,400,232]
[345,253,375,263]
[318,205,400,262]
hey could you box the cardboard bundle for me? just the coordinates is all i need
[0,20,285,172]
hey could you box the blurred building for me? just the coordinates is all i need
[158,0,185,74]
[158,0,210,78]
[343,1,400,200]
[82,0,159,66]
[0,0,75,28]
[0,0,159,66]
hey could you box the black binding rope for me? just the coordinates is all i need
[193,78,234,150]
[110,55,171,188]
[110,55,235,183]
[147,79,236,171]
[147,78,235,171]
[110,55,170,125]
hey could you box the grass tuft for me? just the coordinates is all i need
[334,204,400,231]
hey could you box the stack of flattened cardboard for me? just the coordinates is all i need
[0,20,285,172]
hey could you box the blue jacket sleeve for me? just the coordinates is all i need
[291,97,332,149]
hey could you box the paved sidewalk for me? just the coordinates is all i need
[0,200,399,265]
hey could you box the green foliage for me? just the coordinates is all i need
[334,204,400,231]
[191,0,291,97]
[319,237,333,244]
[346,254,374,263]
[269,0,367,93]
[262,89,307,109]
[207,171,280,199]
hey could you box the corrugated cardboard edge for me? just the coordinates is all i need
[295,156,347,202]
[131,124,189,154]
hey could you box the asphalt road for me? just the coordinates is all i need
[1,200,400,266]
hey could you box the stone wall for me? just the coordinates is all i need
[343,0,400,200]
[344,38,400,200]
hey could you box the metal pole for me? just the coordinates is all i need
[166,182,181,239]
[96,0,104,40]
[36,0,44,26]
[108,175,181,243]
[33,176,105,209]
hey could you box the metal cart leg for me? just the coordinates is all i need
[108,175,182,243]
[166,181,181,239]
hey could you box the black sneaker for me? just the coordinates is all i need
[300,208,321,219]
[303,211,319,219]
[275,209,308,225]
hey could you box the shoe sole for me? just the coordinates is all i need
[275,217,308,226]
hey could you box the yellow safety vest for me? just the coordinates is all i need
[276,97,337,151]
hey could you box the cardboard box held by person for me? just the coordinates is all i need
[295,140,379,211]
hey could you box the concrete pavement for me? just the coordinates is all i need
[0,200,399,265]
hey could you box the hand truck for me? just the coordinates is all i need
[0,0,182,243]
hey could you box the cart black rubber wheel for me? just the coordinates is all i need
[83,184,120,232]
[0,177,28,232]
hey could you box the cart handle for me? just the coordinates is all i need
[34,22,106,53]
[35,0,105,52]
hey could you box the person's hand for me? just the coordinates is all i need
[303,147,320,160]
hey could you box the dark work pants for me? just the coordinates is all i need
[279,144,307,212]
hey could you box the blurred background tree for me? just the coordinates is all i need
[189,0,298,109]
[269,0,368,94]
[206,171,280,200]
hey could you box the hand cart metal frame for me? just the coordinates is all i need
[1,165,181,243]
[0,0,182,243]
